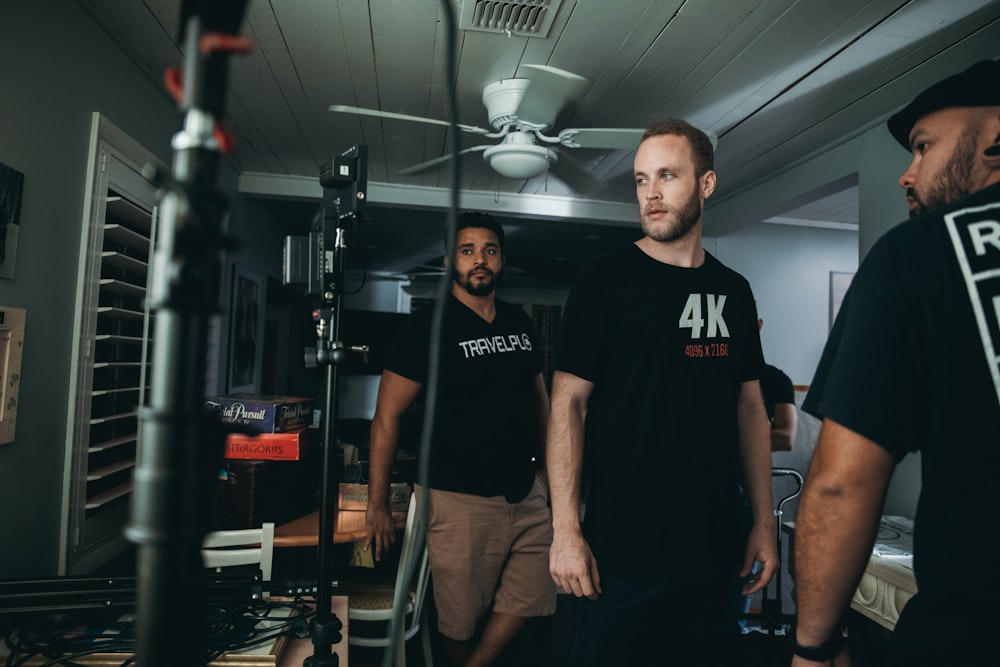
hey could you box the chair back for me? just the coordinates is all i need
[394,492,429,639]
[343,490,433,666]
[201,523,275,583]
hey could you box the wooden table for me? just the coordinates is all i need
[274,508,406,547]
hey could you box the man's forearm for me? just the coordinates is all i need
[793,484,883,644]
[367,371,421,506]
[546,418,583,533]
[546,378,588,535]
[738,401,774,527]
[743,453,774,527]
[367,418,400,507]
[793,420,895,646]
[770,429,794,452]
[770,403,798,452]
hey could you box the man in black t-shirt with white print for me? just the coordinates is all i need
[365,212,555,667]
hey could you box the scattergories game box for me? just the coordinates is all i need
[222,427,313,461]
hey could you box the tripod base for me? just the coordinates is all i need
[302,590,344,665]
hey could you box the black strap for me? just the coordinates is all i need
[791,630,845,661]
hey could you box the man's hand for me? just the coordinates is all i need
[363,502,396,561]
[549,531,601,600]
[740,521,779,596]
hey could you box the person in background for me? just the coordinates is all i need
[758,318,798,453]
[364,212,556,667]
[546,117,778,665]
[791,59,1000,666]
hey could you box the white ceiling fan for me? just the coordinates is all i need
[330,65,648,193]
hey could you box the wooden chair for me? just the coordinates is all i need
[338,493,432,667]
[202,523,275,598]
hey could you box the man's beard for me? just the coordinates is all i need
[640,181,703,242]
[452,266,502,296]
[907,126,980,217]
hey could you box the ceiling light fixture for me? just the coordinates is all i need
[482,130,557,179]
[483,144,557,179]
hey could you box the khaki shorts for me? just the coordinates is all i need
[417,473,557,641]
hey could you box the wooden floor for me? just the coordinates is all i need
[93,548,800,667]
[349,596,575,667]
[347,600,800,667]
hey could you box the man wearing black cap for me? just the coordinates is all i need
[790,58,1000,666]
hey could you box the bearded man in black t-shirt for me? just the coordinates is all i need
[547,118,778,666]
[364,212,555,667]
[793,59,1000,666]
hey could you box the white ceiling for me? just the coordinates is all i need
[76,0,1000,284]
[764,186,861,231]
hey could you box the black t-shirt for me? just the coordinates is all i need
[804,181,1000,607]
[385,293,543,501]
[760,364,794,420]
[554,245,765,581]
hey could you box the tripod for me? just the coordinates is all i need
[749,467,804,635]
[302,148,369,667]
[126,3,252,666]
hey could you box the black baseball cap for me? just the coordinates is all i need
[887,58,1000,150]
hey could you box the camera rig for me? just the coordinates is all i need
[282,144,371,667]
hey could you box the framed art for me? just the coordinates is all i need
[829,270,855,331]
[0,161,24,281]
[228,265,266,394]
[0,306,25,445]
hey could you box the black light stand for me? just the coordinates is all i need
[125,3,250,666]
[302,146,369,667]
[741,467,804,636]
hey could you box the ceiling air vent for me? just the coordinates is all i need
[458,0,562,38]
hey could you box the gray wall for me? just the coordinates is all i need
[0,0,177,577]
[713,224,858,385]
[711,120,921,518]
[0,0,253,577]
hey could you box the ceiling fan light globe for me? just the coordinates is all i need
[483,145,557,179]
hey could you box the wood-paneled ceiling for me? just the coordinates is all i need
[77,0,1000,284]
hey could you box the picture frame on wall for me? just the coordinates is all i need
[0,161,24,281]
[829,270,855,331]
[228,265,266,394]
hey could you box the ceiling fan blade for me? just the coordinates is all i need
[398,145,491,175]
[548,150,602,194]
[558,127,718,149]
[329,104,492,136]
[514,65,588,128]
[558,127,645,149]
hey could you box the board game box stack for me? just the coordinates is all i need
[206,395,320,530]
[206,394,313,433]
[205,394,315,461]
[222,428,313,461]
